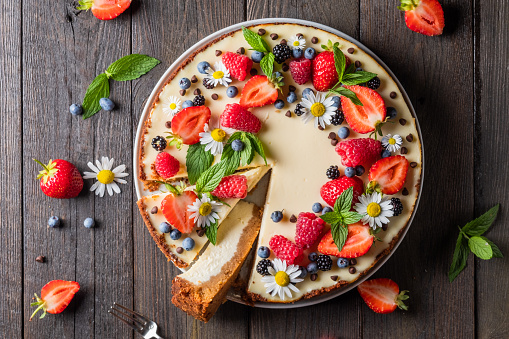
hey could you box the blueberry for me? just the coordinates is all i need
[355,165,365,176]
[292,49,303,58]
[307,262,318,274]
[182,237,195,251]
[83,217,95,229]
[69,104,83,116]
[226,86,238,98]
[258,246,270,258]
[170,229,182,240]
[312,202,323,213]
[159,221,171,233]
[298,266,308,278]
[48,216,60,228]
[274,71,282,78]
[232,139,245,152]
[251,51,264,63]
[330,96,340,107]
[308,252,318,262]
[356,67,363,72]
[381,149,391,158]
[302,88,314,99]
[304,47,316,60]
[182,100,194,109]
[345,167,355,177]
[274,99,285,109]
[337,257,350,268]
[179,78,191,90]
[386,106,397,119]
[99,98,115,111]
[197,61,210,74]
[322,206,333,215]
[287,92,297,104]
[271,211,283,223]
[338,127,350,139]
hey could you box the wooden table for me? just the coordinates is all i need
[1,0,507,338]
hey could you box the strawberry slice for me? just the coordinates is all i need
[30,280,80,320]
[318,223,374,258]
[357,278,409,313]
[77,0,132,21]
[341,85,386,134]
[239,75,278,108]
[399,0,444,36]
[171,106,211,146]
[368,155,409,195]
[161,190,197,234]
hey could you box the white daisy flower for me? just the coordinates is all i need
[382,134,403,152]
[83,157,129,197]
[288,35,306,50]
[261,258,303,300]
[199,124,231,156]
[204,61,232,87]
[354,192,394,229]
[162,96,181,116]
[300,91,337,129]
[187,194,223,229]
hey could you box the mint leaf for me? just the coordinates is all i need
[241,26,269,53]
[82,73,110,119]
[334,186,353,213]
[332,45,346,83]
[239,133,254,166]
[341,72,377,86]
[224,150,240,176]
[331,87,363,106]
[462,204,499,236]
[195,161,227,193]
[106,54,160,81]
[186,143,214,185]
[468,236,493,260]
[260,53,275,77]
[320,212,341,224]
[205,221,218,245]
[481,237,503,258]
[449,232,470,282]
[344,63,356,76]
[331,222,349,252]
[246,133,267,165]
[342,211,363,224]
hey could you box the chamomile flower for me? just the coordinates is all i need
[187,194,223,229]
[354,192,394,229]
[382,134,403,152]
[204,61,232,87]
[162,96,181,116]
[300,91,337,129]
[199,124,235,156]
[83,157,129,197]
[261,258,303,300]
[288,35,306,50]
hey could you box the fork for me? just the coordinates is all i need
[108,302,163,339]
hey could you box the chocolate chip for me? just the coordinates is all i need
[331,139,338,146]
[250,68,258,76]
[211,94,218,100]
[311,37,318,44]
[258,28,266,36]
[215,50,222,56]
[150,206,158,214]
[282,63,289,72]
[382,223,388,231]
[165,121,172,129]
[406,134,414,142]
[290,215,297,223]
[390,91,397,99]
[191,75,198,83]
[289,85,296,92]
[349,267,357,274]
[279,39,287,45]
[318,125,324,131]
[349,258,357,265]
[296,33,303,38]
[197,229,205,237]
[36,256,45,263]
[402,187,409,196]
[354,60,361,68]
[179,89,186,96]
[270,33,278,40]
[310,274,318,281]
[328,132,337,139]
[410,162,417,168]
[285,110,292,117]
[347,48,355,54]
[237,47,245,55]
[194,88,201,96]
[400,147,408,154]
[176,247,184,254]
[330,275,338,281]
[399,118,407,126]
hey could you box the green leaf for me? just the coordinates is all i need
[82,73,110,119]
[448,232,470,282]
[195,161,228,193]
[320,212,342,225]
[468,236,493,260]
[462,204,500,236]
[331,222,349,252]
[106,54,161,81]
[341,72,378,86]
[332,45,346,83]
[241,26,269,53]
[260,53,275,77]
[480,237,503,258]
[205,221,218,245]
[332,87,363,106]
[334,186,354,213]
[246,133,267,165]
[239,133,254,166]
[164,183,179,195]
[186,143,214,185]
[342,211,363,225]
[223,150,240,177]
[344,63,356,75]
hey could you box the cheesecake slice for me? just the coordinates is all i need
[171,201,261,322]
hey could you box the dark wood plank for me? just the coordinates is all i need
[360,1,475,337]
[475,0,509,337]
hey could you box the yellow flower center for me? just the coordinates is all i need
[274,271,290,287]
[199,202,212,216]
[388,138,396,145]
[213,71,224,79]
[366,202,382,217]
[293,40,300,46]
[211,128,227,142]
[169,103,177,110]
[97,170,115,185]
[310,102,326,117]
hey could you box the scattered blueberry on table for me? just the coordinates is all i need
[99,98,115,111]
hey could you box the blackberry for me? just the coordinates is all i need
[316,255,333,271]
[202,78,215,89]
[151,136,167,151]
[326,165,340,180]
[367,76,381,90]
[272,44,291,64]
[330,110,344,126]
[294,103,305,116]
[256,259,273,276]
[391,198,403,216]
[193,94,205,106]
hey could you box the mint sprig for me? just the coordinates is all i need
[242,26,270,53]
[449,204,503,282]
[205,220,219,245]
[82,73,110,119]
[186,143,214,185]
[260,53,275,78]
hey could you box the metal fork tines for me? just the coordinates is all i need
[108,302,163,339]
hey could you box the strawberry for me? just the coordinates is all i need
[222,51,253,81]
[161,190,197,234]
[211,175,247,199]
[239,75,278,108]
[335,138,383,167]
[399,0,444,36]
[155,152,180,179]
[289,58,312,85]
[318,223,374,258]
[220,103,262,133]
[30,280,80,320]
[269,235,304,265]
[368,156,409,195]
[312,50,351,92]
[34,159,84,199]
[295,212,326,248]
[357,278,409,314]
[320,176,364,207]
[77,0,131,21]
[170,106,211,147]
[341,85,386,134]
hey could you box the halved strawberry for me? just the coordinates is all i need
[30,280,80,320]
[239,75,278,108]
[171,106,211,146]
[399,0,444,36]
[77,0,131,21]
[357,278,409,314]
[368,156,409,195]
[318,223,374,258]
[341,85,386,134]
[161,190,198,234]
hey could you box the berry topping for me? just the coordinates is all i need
[367,76,381,90]
[179,77,191,90]
[391,198,403,216]
[182,100,194,109]
[292,49,303,58]
[258,246,271,259]
[330,110,344,126]
[197,61,210,74]
[220,103,262,133]
[368,156,409,195]
[151,136,167,151]
[202,77,215,89]
[318,223,374,258]
[289,58,312,85]
[295,212,326,248]
[345,167,355,178]
[170,229,182,240]
[159,221,172,233]
[312,202,323,213]
[338,126,350,139]
[251,51,264,63]
[326,165,340,180]
[34,159,84,199]
[335,138,383,167]
[154,152,180,179]
[161,190,198,234]
[226,86,238,98]
[231,139,245,151]
[355,165,365,176]
[316,255,333,271]
[306,262,318,274]
[211,174,247,199]
[193,94,205,106]
[256,259,274,276]
[239,75,278,108]
[269,235,304,265]
[287,91,297,103]
[304,47,316,60]
[30,280,80,320]
[322,206,333,215]
[272,44,292,64]
[182,237,195,251]
[399,0,444,36]
[294,103,306,116]
[357,278,409,313]
[308,252,318,262]
[171,106,211,146]
[271,211,283,223]
[341,85,386,134]
[274,99,285,109]
[320,176,364,207]
[381,149,391,158]
[337,257,350,268]
[77,0,131,21]
[222,51,253,81]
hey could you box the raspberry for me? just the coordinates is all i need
[272,44,291,64]
[330,110,344,126]
[151,136,167,151]
[320,176,364,207]
[294,103,305,116]
[391,198,403,216]
[289,58,311,85]
[220,103,262,133]
[222,51,253,81]
[367,76,381,90]
[295,212,326,248]
[256,259,273,276]
[269,235,304,265]
[316,255,333,271]
[155,152,180,179]
[211,175,247,199]
[193,95,205,106]
[335,138,383,167]
[326,165,340,180]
